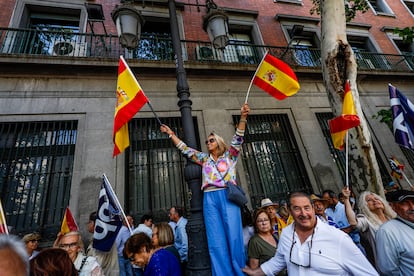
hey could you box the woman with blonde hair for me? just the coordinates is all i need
[160,103,250,276]
[152,222,179,261]
[342,187,396,269]
[54,231,103,276]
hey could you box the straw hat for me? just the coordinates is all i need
[260,198,278,208]
[310,194,327,203]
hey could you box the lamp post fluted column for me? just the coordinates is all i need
[168,0,211,274]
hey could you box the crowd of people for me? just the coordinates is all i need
[0,188,413,275]
[0,102,413,275]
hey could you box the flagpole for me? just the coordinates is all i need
[401,171,414,188]
[345,131,349,188]
[146,102,163,126]
[103,174,133,234]
[244,50,268,103]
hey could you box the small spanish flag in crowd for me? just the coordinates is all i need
[252,52,300,100]
[389,157,404,179]
[329,80,360,150]
[113,56,149,156]
[60,207,79,235]
[0,199,8,234]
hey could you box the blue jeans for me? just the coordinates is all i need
[118,255,133,276]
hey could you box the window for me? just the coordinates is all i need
[403,0,414,15]
[234,114,312,208]
[5,2,86,56]
[368,0,393,15]
[287,25,321,67]
[127,117,199,221]
[392,37,414,70]
[348,35,390,70]
[127,17,174,61]
[315,113,393,190]
[0,121,77,238]
[217,11,264,64]
[223,33,258,64]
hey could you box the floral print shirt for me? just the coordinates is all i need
[176,133,244,190]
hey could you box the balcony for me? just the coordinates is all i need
[0,27,413,73]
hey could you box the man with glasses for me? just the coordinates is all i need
[58,231,103,275]
[243,192,378,275]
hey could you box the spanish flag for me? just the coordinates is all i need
[253,52,300,100]
[60,207,78,235]
[113,56,148,156]
[389,157,404,179]
[329,80,360,150]
[0,199,8,234]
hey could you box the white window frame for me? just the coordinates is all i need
[402,0,414,16]
[273,0,303,4]
[367,0,394,16]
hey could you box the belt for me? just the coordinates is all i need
[203,186,226,192]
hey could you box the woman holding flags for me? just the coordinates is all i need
[160,103,250,276]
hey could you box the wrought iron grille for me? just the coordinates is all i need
[128,117,200,222]
[234,114,312,209]
[0,120,77,239]
[315,112,393,190]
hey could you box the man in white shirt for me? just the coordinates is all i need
[131,214,153,238]
[243,192,378,276]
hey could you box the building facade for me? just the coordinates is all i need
[1,0,414,243]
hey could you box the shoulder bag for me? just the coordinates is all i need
[212,162,247,207]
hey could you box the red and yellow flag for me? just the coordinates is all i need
[329,80,360,150]
[60,207,78,235]
[253,52,300,100]
[0,199,8,234]
[113,56,148,156]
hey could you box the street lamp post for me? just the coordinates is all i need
[112,0,229,274]
[167,0,210,274]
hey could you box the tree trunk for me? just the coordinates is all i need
[320,0,384,197]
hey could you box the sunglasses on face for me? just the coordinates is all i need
[59,242,78,250]
[205,138,216,145]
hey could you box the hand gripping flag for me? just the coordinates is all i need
[113,56,149,157]
[93,176,122,252]
[60,207,79,235]
[252,52,300,100]
[329,81,361,150]
[389,157,404,179]
[389,84,414,151]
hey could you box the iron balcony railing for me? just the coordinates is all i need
[1,27,414,72]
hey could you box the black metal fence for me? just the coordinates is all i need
[235,114,313,208]
[1,27,413,72]
[0,120,77,239]
[127,117,200,222]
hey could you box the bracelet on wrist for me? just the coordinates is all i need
[239,118,247,123]
[168,132,175,138]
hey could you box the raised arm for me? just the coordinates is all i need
[342,187,357,227]
[238,103,250,132]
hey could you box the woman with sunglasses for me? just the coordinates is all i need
[160,103,250,276]
[22,233,41,260]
